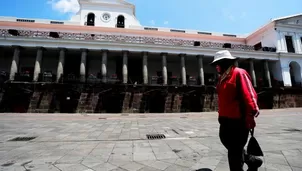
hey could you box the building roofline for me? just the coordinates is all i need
[1,13,301,43]
[272,13,302,22]
[246,13,302,40]
[0,16,248,40]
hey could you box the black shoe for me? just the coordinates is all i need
[244,154,263,168]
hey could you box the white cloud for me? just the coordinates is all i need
[47,0,80,14]
[149,20,155,25]
[164,21,169,25]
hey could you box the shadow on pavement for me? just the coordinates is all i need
[196,169,213,171]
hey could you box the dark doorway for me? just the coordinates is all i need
[64,54,80,82]
[101,93,124,113]
[128,58,143,84]
[59,90,80,113]
[187,93,203,112]
[148,91,166,113]
[181,95,190,112]
[258,91,273,109]
[181,92,204,112]
[285,36,295,53]
[1,87,32,113]
[116,56,123,83]
[87,13,95,26]
[289,61,302,87]
[117,15,125,28]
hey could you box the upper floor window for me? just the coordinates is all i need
[87,13,95,26]
[117,15,125,28]
[285,36,295,53]
[254,42,262,51]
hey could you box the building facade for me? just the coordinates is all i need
[0,0,301,113]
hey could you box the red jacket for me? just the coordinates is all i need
[217,66,259,119]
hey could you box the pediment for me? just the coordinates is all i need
[275,15,302,26]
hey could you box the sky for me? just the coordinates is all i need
[0,0,301,35]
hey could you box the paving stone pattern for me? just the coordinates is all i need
[0,109,302,171]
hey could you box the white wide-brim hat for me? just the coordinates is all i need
[210,50,237,65]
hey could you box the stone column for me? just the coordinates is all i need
[161,53,168,85]
[142,51,148,85]
[197,55,205,86]
[294,33,302,54]
[33,47,44,82]
[80,49,87,83]
[276,31,283,53]
[278,32,287,53]
[281,67,292,87]
[180,54,187,85]
[249,59,257,87]
[122,51,128,84]
[264,60,272,88]
[56,48,66,82]
[101,50,108,83]
[9,46,20,81]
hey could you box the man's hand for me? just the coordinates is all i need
[246,114,256,129]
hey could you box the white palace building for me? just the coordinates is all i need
[0,0,301,113]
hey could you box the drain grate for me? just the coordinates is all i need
[284,129,302,132]
[9,137,37,142]
[146,134,166,140]
[172,129,179,134]
[1,161,14,167]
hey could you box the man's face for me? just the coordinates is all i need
[214,59,234,74]
[216,65,221,74]
[214,60,224,74]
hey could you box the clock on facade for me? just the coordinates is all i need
[102,13,111,22]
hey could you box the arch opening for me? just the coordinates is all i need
[87,13,95,26]
[117,15,125,28]
[289,61,302,87]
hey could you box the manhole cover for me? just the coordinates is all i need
[146,134,166,140]
[9,137,37,142]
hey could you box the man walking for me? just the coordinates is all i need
[211,50,262,171]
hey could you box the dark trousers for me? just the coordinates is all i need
[219,117,249,171]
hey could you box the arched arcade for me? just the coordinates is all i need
[289,61,302,87]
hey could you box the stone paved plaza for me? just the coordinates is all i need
[0,109,302,171]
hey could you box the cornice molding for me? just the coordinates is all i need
[279,52,302,58]
[276,23,302,30]
[0,36,279,61]
[0,29,255,52]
